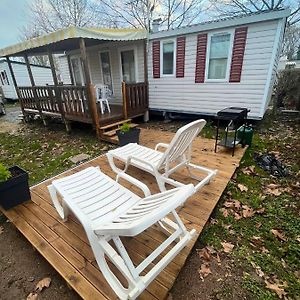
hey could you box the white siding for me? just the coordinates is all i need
[63,40,145,104]
[148,19,282,119]
[0,61,53,99]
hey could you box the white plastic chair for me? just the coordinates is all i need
[47,166,196,300]
[107,119,218,192]
[95,84,111,114]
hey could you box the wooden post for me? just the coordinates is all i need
[122,81,128,120]
[24,54,46,125]
[67,54,75,85]
[79,38,100,137]
[6,56,26,120]
[48,50,71,132]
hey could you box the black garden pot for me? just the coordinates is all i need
[0,166,31,210]
[117,128,141,146]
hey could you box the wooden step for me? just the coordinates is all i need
[99,119,132,131]
[103,123,138,137]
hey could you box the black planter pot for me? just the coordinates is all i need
[117,128,141,146]
[0,166,31,210]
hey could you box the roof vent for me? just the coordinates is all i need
[152,18,162,33]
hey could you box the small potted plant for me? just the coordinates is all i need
[0,164,31,210]
[116,123,140,146]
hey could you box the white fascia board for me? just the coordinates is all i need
[149,9,291,40]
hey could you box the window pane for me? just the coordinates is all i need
[163,41,174,75]
[100,52,113,92]
[208,34,231,79]
[71,58,83,85]
[121,50,136,83]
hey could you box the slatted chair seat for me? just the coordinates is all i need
[107,119,218,192]
[48,166,196,299]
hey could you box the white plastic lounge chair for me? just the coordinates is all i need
[95,83,111,114]
[107,119,218,192]
[47,166,196,300]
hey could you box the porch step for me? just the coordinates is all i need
[99,119,133,131]
[103,123,138,137]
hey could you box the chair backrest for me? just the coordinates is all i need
[95,84,111,101]
[158,119,207,169]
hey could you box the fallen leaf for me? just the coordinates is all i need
[250,236,262,246]
[220,208,229,218]
[0,226,4,235]
[237,184,248,192]
[216,253,221,264]
[265,184,282,196]
[242,205,255,218]
[271,229,287,242]
[234,212,242,220]
[256,208,265,214]
[241,166,256,175]
[221,241,234,253]
[26,293,38,300]
[198,263,212,279]
[224,201,234,208]
[233,199,241,209]
[260,246,269,253]
[265,280,287,299]
[197,247,211,261]
[35,277,51,292]
[250,261,265,277]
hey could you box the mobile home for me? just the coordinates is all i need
[148,9,290,119]
[0,60,53,100]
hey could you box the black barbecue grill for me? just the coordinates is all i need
[214,107,250,156]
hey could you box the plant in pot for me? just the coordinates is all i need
[0,164,31,210]
[116,123,140,146]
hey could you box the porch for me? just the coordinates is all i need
[0,27,149,143]
[0,128,246,299]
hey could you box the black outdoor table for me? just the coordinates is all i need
[214,107,249,156]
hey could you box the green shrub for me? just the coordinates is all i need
[119,123,131,133]
[0,164,11,183]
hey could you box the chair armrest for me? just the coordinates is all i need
[125,155,156,172]
[155,143,169,151]
[116,172,151,197]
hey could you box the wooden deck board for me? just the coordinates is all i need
[1,128,246,300]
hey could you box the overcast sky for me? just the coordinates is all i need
[0,0,31,49]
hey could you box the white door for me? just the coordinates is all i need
[120,49,136,83]
[100,51,113,93]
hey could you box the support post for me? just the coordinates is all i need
[6,56,26,120]
[48,50,70,132]
[67,54,75,85]
[122,81,128,120]
[24,54,47,125]
[79,38,100,137]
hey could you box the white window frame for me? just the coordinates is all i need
[118,46,138,83]
[205,30,234,83]
[160,39,177,77]
[70,55,85,85]
[99,50,114,94]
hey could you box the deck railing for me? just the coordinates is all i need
[18,85,92,123]
[122,82,148,119]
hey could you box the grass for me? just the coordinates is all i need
[200,112,300,299]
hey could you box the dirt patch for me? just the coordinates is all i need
[0,218,81,300]
[0,121,21,134]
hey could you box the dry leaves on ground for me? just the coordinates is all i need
[265,280,288,299]
[241,165,256,175]
[221,241,234,253]
[198,263,212,280]
[242,205,255,218]
[271,229,287,242]
[26,292,38,300]
[219,207,229,218]
[237,184,248,192]
[0,226,4,235]
[265,184,282,196]
[35,277,51,292]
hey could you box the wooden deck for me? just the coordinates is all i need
[1,128,246,300]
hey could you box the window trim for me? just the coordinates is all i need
[118,45,138,83]
[160,38,177,77]
[70,55,85,85]
[98,50,114,94]
[205,30,234,83]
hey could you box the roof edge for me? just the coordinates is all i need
[150,9,290,40]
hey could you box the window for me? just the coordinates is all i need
[70,57,84,85]
[162,41,175,75]
[0,71,9,85]
[121,50,136,83]
[100,51,113,93]
[207,33,231,80]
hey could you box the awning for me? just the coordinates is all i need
[0,27,147,57]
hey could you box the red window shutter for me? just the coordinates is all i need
[229,27,248,82]
[152,40,160,78]
[195,33,208,83]
[176,36,186,78]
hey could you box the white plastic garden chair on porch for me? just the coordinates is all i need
[95,83,111,114]
[107,119,218,192]
[47,166,196,300]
